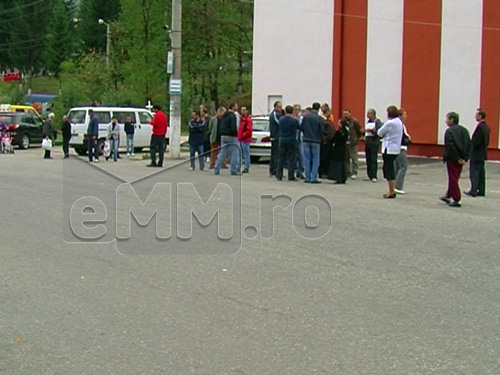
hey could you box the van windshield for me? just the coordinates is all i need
[68,110,86,124]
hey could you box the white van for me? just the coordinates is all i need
[67,106,155,155]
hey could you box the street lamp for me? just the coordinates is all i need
[98,19,110,67]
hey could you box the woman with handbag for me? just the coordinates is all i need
[394,109,411,194]
[106,117,120,162]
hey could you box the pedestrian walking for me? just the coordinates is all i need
[214,103,240,175]
[440,112,472,208]
[61,115,71,159]
[87,109,99,162]
[377,105,403,199]
[147,104,168,168]
[340,109,362,179]
[276,105,299,181]
[188,110,206,171]
[269,101,282,177]
[364,108,383,182]
[42,113,55,159]
[208,107,226,169]
[300,102,324,184]
[106,117,120,162]
[394,109,411,194]
[124,115,135,156]
[238,106,253,173]
[465,108,491,197]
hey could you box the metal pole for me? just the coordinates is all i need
[106,23,110,67]
[169,0,182,159]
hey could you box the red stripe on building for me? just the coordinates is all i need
[332,0,368,121]
[400,0,442,146]
[480,0,500,149]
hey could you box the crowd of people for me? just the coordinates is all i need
[44,99,490,208]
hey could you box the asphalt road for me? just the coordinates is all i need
[1,147,499,374]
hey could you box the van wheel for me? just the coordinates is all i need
[97,139,105,156]
[134,147,143,153]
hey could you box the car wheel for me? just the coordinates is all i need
[97,139,105,156]
[19,133,30,149]
[134,147,143,153]
[75,147,87,156]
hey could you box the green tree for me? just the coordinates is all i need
[44,0,76,76]
[78,0,121,52]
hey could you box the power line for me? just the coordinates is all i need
[0,0,46,16]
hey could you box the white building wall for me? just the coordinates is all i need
[438,0,483,144]
[365,0,404,118]
[252,0,334,115]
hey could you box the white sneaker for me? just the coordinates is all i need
[350,174,357,180]
[131,153,135,156]
[371,178,378,183]
[395,189,405,194]
[189,167,194,171]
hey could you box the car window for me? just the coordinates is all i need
[113,111,137,124]
[94,111,111,124]
[138,111,152,124]
[33,115,43,126]
[68,110,86,124]
[252,119,269,131]
[22,114,34,124]
[0,115,15,125]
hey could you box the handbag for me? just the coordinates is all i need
[41,138,52,150]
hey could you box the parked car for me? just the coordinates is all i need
[0,111,44,149]
[249,116,271,162]
[67,106,155,156]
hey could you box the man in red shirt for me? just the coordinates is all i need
[237,106,253,173]
[147,104,168,168]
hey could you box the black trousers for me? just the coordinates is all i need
[276,142,297,180]
[87,137,98,161]
[469,160,486,196]
[150,135,165,166]
[63,138,70,157]
[320,143,333,178]
[365,141,379,179]
[269,139,279,175]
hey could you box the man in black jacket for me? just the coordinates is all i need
[440,112,472,208]
[269,101,282,177]
[465,108,491,197]
[214,102,239,175]
[62,115,71,158]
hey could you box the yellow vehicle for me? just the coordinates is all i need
[10,105,43,120]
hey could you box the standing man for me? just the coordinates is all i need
[214,102,239,176]
[364,108,383,182]
[188,110,206,171]
[106,117,120,162]
[340,109,362,179]
[201,107,211,163]
[293,104,305,179]
[465,108,491,197]
[61,115,71,159]
[300,102,324,184]
[440,112,472,208]
[269,101,282,177]
[208,107,226,169]
[238,106,253,173]
[42,113,55,159]
[124,115,135,157]
[87,109,99,162]
[147,104,168,168]
[276,105,299,181]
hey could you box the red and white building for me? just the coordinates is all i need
[252,0,500,158]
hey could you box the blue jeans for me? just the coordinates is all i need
[189,144,205,170]
[303,142,320,182]
[110,138,119,161]
[215,136,239,174]
[296,139,305,176]
[240,142,250,171]
[126,134,134,154]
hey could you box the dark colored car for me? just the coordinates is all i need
[0,112,44,149]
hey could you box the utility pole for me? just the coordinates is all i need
[98,19,110,67]
[169,0,182,159]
